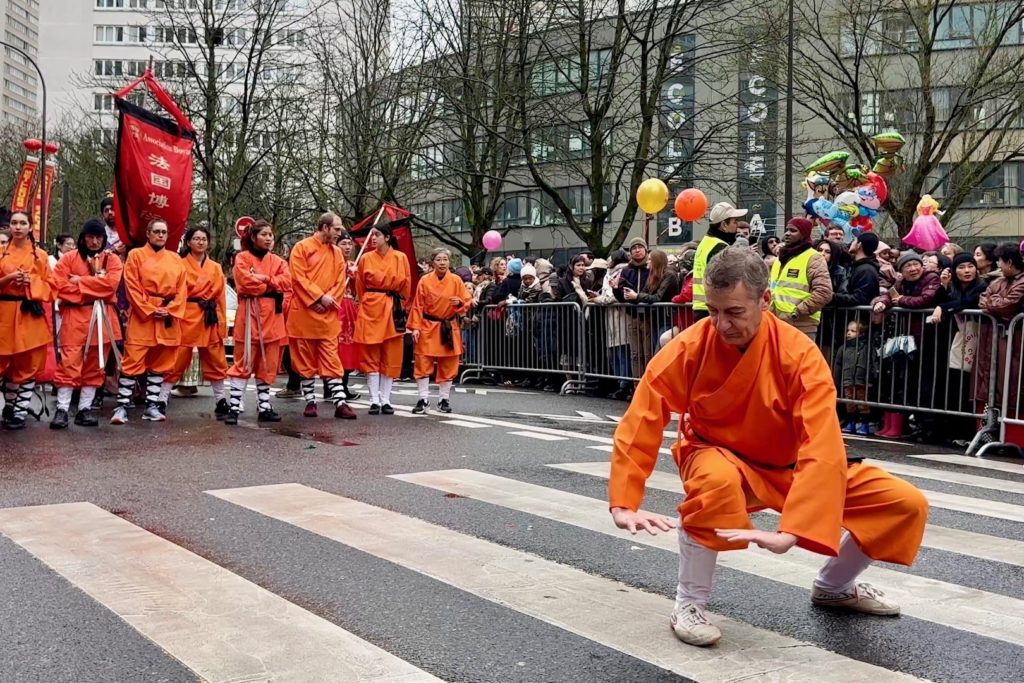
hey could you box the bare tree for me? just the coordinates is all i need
[790,0,1024,236]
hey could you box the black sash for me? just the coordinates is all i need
[0,294,43,316]
[367,287,407,333]
[187,297,219,327]
[241,292,283,314]
[147,291,175,328]
[423,313,457,349]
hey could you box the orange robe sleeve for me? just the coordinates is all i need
[54,252,122,304]
[27,247,54,304]
[408,272,471,357]
[286,237,344,339]
[123,250,158,319]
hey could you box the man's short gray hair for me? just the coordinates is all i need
[704,245,769,297]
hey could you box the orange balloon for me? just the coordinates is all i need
[674,188,708,222]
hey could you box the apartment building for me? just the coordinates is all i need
[0,0,40,127]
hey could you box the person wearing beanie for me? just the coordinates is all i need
[47,219,122,429]
[769,217,833,339]
[691,201,747,319]
[830,232,882,309]
[507,258,523,275]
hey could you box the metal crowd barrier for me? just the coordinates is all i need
[581,302,688,385]
[978,312,1024,458]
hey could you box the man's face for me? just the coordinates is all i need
[720,217,739,234]
[783,224,802,246]
[147,222,169,248]
[84,234,104,252]
[901,260,923,282]
[629,245,647,262]
[828,228,845,242]
[736,224,750,239]
[102,205,115,227]
[705,282,768,347]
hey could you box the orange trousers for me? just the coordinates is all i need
[414,354,459,383]
[0,346,47,383]
[227,339,282,385]
[55,345,108,388]
[358,337,403,377]
[679,447,927,566]
[121,343,178,376]
[289,338,344,378]
[165,344,229,384]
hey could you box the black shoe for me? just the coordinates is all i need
[74,409,99,427]
[50,408,69,430]
[438,399,452,414]
[214,398,229,420]
[1,404,12,422]
[343,388,362,401]
[224,410,239,425]
[368,403,381,415]
[381,403,395,415]
[91,389,105,409]
[412,399,427,414]
[4,416,25,430]
[258,409,282,422]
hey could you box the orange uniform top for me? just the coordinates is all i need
[408,270,470,357]
[180,253,227,347]
[286,235,346,340]
[232,250,292,344]
[0,242,54,354]
[354,248,411,344]
[123,244,188,347]
[609,314,849,556]
[52,250,124,345]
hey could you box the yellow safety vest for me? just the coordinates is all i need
[691,235,727,312]
[769,248,820,322]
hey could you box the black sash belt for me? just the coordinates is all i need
[241,292,283,314]
[367,287,407,333]
[0,294,43,316]
[423,313,457,349]
[187,297,219,327]
[147,291,175,328]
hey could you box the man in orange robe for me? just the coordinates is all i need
[160,227,229,416]
[224,219,292,425]
[608,246,928,647]
[0,211,54,430]
[354,222,411,414]
[113,219,187,425]
[286,212,356,420]
[408,248,469,414]
[51,219,123,428]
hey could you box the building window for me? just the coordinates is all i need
[94,25,147,44]
[935,162,1024,208]
[96,0,126,8]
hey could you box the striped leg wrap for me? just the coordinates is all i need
[229,379,245,412]
[256,382,272,412]
[146,374,163,406]
[13,381,35,419]
[117,376,136,407]
[300,378,315,404]
[325,378,344,406]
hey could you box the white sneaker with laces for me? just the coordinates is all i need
[669,602,721,646]
[142,404,166,422]
[811,581,900,616]
[110,407,128,425]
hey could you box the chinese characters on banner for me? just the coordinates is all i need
[10,157,36,214]
[737,50,779,237]
[31,162,55,238]
[659,35,696,245]
[112,96,195,250]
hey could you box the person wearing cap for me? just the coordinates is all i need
[830,232,882,309]
[613,237,653,380]
[768,217,832,340]
[49,219,124,429]
[692,202,747,321]
[408,248,470,414]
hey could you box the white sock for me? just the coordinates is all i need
[159,381,173,403]
[676,526,718,609]
[211,379,225,401]
[79,387,97,411]
[367,373,381,405]
[56,386,74,412]
[814,531,873,593]
[416,377,429,400]
[380,376,393,404]
[439,380,452,400]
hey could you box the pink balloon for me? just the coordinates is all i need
[482,230,502,251]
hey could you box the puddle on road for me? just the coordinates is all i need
[265,426,359,447]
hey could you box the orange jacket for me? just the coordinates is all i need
[408,270,470,357]
[0,241,54,355]
[232,250,291,344]
[123,244,187,347]
[354,248,411,344]
[53,250,123,346]
[179,253,227,347]
[286,235,346,340]
[609,313,849,556]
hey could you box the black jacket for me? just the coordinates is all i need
[830,257,880,308]
[612,261,650,302]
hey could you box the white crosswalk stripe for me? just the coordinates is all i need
[907,452,1024,474]
[865,459,1024,495]
[392,468,1024,649]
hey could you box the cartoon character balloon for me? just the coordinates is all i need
[902,195,950,252]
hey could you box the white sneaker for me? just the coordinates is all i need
[812,582,900,616]
[110,407,128,425]
[670,603,721,646]
[142,404,166,422]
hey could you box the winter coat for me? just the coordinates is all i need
[830,258,881,309]
[595,263,629,347]
[834,335,870,388]
[976,271,1024,406]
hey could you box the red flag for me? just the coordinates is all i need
[350,203,420,293]
[111,70,195,251]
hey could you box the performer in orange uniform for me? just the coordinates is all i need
[50,219,123,429]
[224,220,291,425]
[354,222,411,415]
[286,212,356,420]
[0,211,54,430]
[408,248,469,414]
[160,227,229,418]
[608,246,928,647]
[113,219,187,425]
[334,231,360,401]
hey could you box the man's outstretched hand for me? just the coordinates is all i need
[611,507,676,535]
[715,529,798,554]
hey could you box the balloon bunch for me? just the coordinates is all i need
[803,131,906,241]
[635,179,708,221]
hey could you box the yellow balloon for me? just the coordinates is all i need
[636,178,669,214]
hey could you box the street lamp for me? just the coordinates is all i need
[1,40,48,242]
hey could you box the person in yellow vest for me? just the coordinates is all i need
[691,202,747,321]
[769,217,833,340]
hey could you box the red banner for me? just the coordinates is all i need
[10,156,37,213]
[112,71,195,251]
[30,161,55,241]
[350,203,420,293]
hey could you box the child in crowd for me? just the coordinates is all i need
[835,319,872,435]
